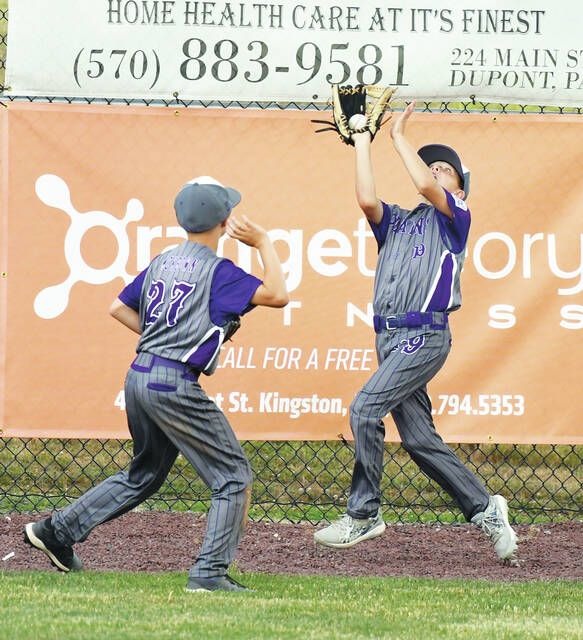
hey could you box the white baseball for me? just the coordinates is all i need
[348,114,367,130]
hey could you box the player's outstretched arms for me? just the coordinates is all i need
[353,131,383,224]
[226,215,289,308]
[110,298,142,334]
[391,101,452,217]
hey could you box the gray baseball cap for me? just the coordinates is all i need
[418,144,471,198]
[174,176,241,232]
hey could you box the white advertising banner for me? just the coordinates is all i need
[5,0,583,105]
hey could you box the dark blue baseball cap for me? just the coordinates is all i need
[418,144,470,198]
[174,176,241,232]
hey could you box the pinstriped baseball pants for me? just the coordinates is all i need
[347,327,489,522]
[52,356,252,578]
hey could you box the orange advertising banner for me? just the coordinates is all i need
[1,103,582,444]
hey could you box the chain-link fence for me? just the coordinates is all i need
[1,438,582,524]
[1,7,582,524]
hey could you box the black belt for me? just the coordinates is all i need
[373,311,448,334]
[131,354,200,381]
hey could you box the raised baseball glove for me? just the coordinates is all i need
[312,84,396,146]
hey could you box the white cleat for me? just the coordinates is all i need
[472,495,518,562]
[314,513,386,549]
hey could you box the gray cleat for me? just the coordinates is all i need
[185,574,252,592]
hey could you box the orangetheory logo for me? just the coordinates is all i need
[33,174,583,330]
[33,174,144,319]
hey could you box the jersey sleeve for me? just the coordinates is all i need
[118,269,148,311]
[209,259,263,326]
[368,202,397,251]
[435,189,471,254]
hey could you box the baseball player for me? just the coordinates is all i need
[314,102,518,562]
[24,176,289,592]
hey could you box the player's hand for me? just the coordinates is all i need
[390,100,416,140]
[352,130,372,146]
[226,214,268,248]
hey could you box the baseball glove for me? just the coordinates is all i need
[312,84,396,146]
[223,318,241,342]
[203,318,241,376]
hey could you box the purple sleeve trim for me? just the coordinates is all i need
[118,269,148,311]
[435,190,471,254]
[368,202,394,251]
[209,259,262,326]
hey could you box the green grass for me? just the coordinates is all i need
[1,571,582,640]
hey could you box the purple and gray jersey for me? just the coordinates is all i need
[51,240,260,575]
[346,190,490,523]
[119,241,261,374]
[369,189,470,317]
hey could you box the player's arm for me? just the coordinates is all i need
[391,101,454,219]
[109,298,142,334]
[226,215,289,308]
[352,131,383,224]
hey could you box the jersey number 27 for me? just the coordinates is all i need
[145,279,195,327]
